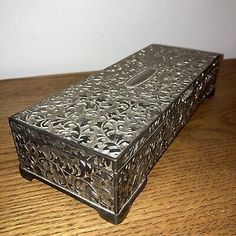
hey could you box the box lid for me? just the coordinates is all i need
[12,44,219,162]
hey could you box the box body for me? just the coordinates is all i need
[9,44,221,224]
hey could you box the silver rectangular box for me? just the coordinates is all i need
[9,44,221,224]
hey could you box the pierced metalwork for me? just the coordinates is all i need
[9,44,221,224]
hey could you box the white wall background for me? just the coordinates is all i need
[0,0,236,79]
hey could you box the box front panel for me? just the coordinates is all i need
[10,121,116,213]
[117,60,219,211]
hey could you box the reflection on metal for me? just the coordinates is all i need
[126,68,157,88]
[9,44,221,224]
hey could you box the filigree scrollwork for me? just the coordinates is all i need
[12,45,218,158]
[117,62,218,210]
[9,44,220,220]
[11,121,115,211]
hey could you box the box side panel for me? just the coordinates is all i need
[117,58,220,211]
[118,56,221,168]
[9,120,116,213]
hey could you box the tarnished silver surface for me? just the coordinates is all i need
[9,44,221,224]
[12,44,218,159]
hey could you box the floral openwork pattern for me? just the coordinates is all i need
[117,61,219,210]
[10,121,115,211]
[12,45,218,158]
[9,44,220,223]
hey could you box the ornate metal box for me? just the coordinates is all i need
[9,44,221,224]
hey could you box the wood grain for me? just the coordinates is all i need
[0,60,235,235]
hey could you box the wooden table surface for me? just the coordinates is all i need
[0,60,236,236]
